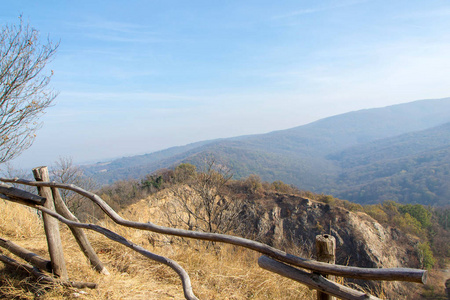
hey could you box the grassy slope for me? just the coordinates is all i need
[0,199,314,300]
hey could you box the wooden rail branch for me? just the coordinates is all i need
[258,256,382,300]
[51,187,109,275]
[0,178,428,284]
[0,253,97,289]
[0,182,45,205]
[0,237,52,272]
[28,205,198,300]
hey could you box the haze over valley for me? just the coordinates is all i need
[83,97,450,206]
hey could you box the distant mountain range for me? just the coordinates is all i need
[82,97,450,206]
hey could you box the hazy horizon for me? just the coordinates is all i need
[3,1,450,169]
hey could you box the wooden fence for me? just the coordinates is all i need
[0,167,427,300]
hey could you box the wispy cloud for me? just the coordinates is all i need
[66,18,169,44]
[70,19,152,34]
[272,0,371,19]
[395,7,450,20]
[61,91,203,102]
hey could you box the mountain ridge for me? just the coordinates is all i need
[82,97,450,205]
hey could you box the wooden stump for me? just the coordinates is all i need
[316,234,336,300]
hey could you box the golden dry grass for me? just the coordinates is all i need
[0,198,315,300]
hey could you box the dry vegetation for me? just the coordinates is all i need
[1,162,447,299]
[0,197,314,300]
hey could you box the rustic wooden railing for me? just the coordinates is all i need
[0,167,428,300]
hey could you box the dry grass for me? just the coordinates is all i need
[0,198,314,299]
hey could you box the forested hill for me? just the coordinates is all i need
[82,97,450,205]
[328,122,450,205]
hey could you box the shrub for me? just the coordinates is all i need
[417,242,436,269]
[320,195,335,206]
[364,204,388,223]
[399,204,432,229]
[242,175,264,195]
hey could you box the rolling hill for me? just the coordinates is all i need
[82,97,450,205]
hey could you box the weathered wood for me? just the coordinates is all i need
[32,167,68,280]
[316,234,336,300]
[0,190,198,299]
[51,187,109,275]
[0,253,97,289]
[0,177,428,284]
[0,237,51,272]
[28,205,199,300]
[0,182,45,205]
[258,255,382,300]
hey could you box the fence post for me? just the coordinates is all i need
[316,234,336,300]
[32,166,68,280]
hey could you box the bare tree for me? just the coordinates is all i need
[0,162,33,190]
[51,157,97,217]
[0,17,58,163]
[164,158,246,236]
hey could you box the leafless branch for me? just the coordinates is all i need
[0,17,58,163]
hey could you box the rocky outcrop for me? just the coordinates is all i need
[135,189,423,298]
[239,192,422,297]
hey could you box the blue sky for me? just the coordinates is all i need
[3,0,450,169]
